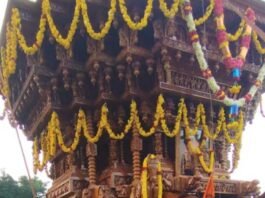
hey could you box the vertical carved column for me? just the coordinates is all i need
[131,124,142,181]
[175,133,181,177]
[109,139,117,166]
[154,131,163,158]
[86,112,97,185]
[221,139,228,171]
[86,143,97,185]
[161,46,172,84]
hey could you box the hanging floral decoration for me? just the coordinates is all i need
[213,0,255,118]
[227,20,246,42]
[183,0,265,108]
[230,133,242,173]
[0,23,17,97]
[252,31,265,55]
[1,0,264,104]
[12,9,46,55]
[159,0,180,19]
[141,154,163,198]
[33,94,244,173]
[118,0,153,30]
[185,137,215,173]
[194,0,215,26]
[81,0,117,39]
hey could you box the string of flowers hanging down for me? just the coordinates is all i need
[214,0,254,73]
[230,132,242,173]
[186,139,215,173]
[194,0,215,26]
[159,0,180,18]
[42,0,81,49]
[118,0,153,30]
[0,23,17,97]
[252,31,265,54]
[182,0,265,107]
[11,9,46,55]
[227,20,245,42]
[33,94,245,172]
[3,0,263,99]
[33,133,50,173]
[80,0,117,40]
[214,0,256,119]
[141,154,163,198]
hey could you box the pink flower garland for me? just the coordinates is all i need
[183,0,265,107]
[214,0,255,71]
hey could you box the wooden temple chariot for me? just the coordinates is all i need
[0,0,265,197]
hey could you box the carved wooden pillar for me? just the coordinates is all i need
[161,47,172,84]
[221,139,229,171]
[86,143,97,185]
[131,124,142,181]
[175,133,181,177]
[154,131,163,158]
[109,139,118,166]
[86,112,97,185]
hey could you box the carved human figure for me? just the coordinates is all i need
[82,188,91,198]
[130,180,141,198]
[147,159,160,198]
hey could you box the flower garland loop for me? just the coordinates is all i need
[183,0,265,107]
[42,0,80,49]
[227,20,245,42]
[252,31,265,55]
[33,94,245,173]
[214,0,254,72]
[141,154,163,198]
[1,23,17,97]
[230,133,242,173]
[12,8,46,55]
[159,0,180,19]
[80,0,117,40]
[194,0,214,26]
[3,0,265,102]
[185,135,215,173]
[118,0,153,30]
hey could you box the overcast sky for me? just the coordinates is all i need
[0,0,264,193]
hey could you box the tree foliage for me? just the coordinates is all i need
[0,171,47,198]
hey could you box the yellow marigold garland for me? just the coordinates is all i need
[185,137,215,173]
[42,0,80,49]
[118,0,153,30]
[252,31,265,54]
[33,94,244,172]
[159,0,180,19]
[194,0,214,26]
[1,24,17,97]
[133,95,164,137]
[202,108,225,140]
[80,0,116,40]
[199,151,215,173]
[223,111,244,144]
[230,134,242,173]
[229,84,242,95]
[12,8,46,55]
[0,48,7,95]
[141,154,163,198]
[33,134,50,173]
[227,20,245,42]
